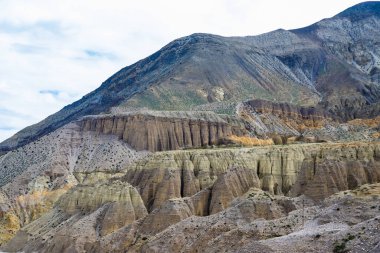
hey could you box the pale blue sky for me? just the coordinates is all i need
[0,0,365,141]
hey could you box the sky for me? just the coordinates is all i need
[0,0,366,142]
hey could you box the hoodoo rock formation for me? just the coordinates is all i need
[123,143,380,211]
[5,143,380,252]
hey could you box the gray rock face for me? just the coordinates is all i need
[2,2,380,152]
[246,3,380,118]
[0,123,143,190]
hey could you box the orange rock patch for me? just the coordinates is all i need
[227,135,274,146]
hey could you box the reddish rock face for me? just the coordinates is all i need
[245,99,333,120]
[79,112,248,152]
[243,99,336,129]
[236,100,330,140]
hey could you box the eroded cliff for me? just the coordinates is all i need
[2,141,380,252]
[78,111,248,152]
[123,142,380,212]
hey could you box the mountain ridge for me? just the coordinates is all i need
[335,1,380,21]
[1,1,380,153]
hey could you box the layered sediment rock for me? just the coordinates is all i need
[209,167,260,214]
[3,142,380,252]
[244,100,334,124]
[290,158,380,200]
[139,185,380,253]
[123,142,380,212]
[57,180,147,235]
[0,123,145,246]
[78,111,248,152]
[138,198,194,235]
[2,181,149,252]
[238,99,335,137]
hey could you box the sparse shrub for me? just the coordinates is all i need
[333,242,347,253]
[334,234,355,253]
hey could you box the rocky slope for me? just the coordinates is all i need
[238,99,334,137]
[0,123,147,244]
[239,99,380,142]
[2,2,380,152]
[2,142,380,252]
[137,184,380,253]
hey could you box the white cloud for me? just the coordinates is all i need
[0,0,365,141]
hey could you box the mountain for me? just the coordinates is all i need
[335,1,380,21]
[1,2,380,252]
[1,1,380,153]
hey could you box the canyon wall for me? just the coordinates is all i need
[78,112,248,151]
[3,142,380,252]
[122,142,380,212]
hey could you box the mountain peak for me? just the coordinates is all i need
[335,1,380,21]
[1,2,380,153]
